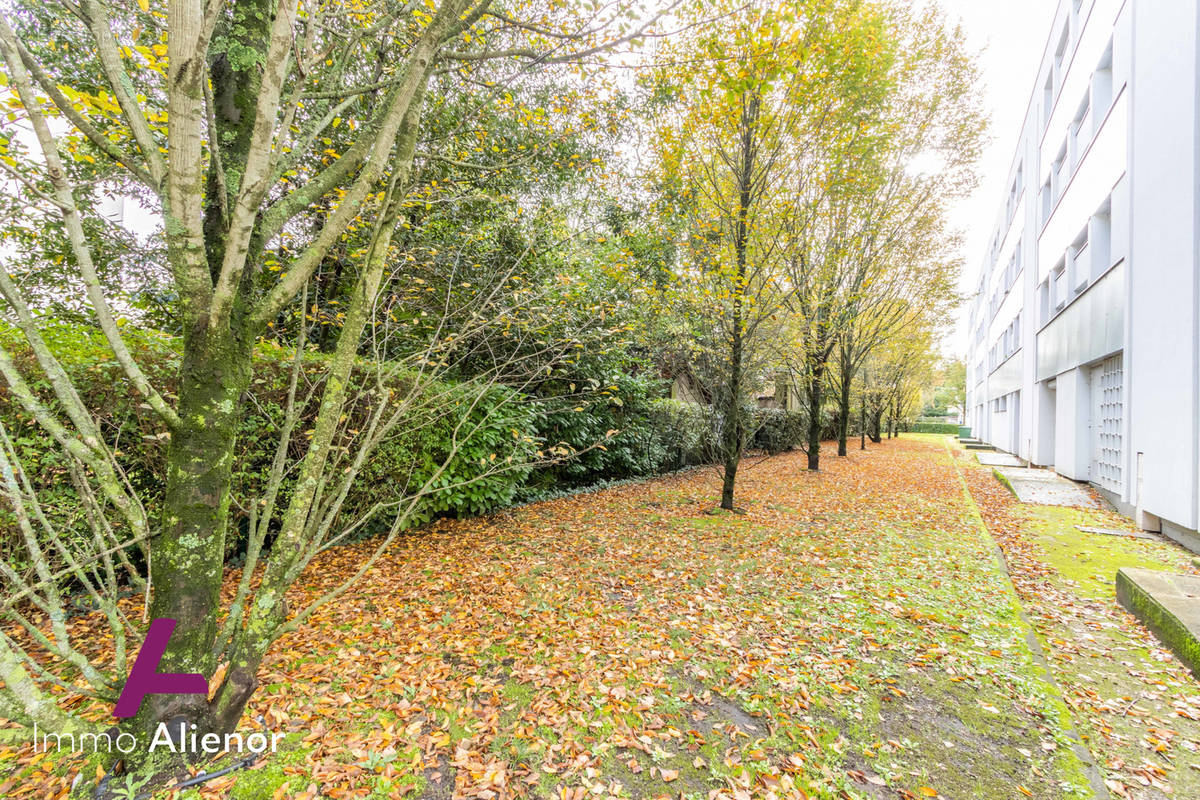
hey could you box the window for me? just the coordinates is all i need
[1053,25,1069,77]
[1051,143,1067,203]
[1091,40,1114,128]
[1069,94,1092,170]
[1041,25,1071,129]
[1070,0,1084,33]
[1041,197,1115,324]
[1053,262,1068,310]
[987,243,1023,322]
[1043,74,1055,129]
[1007,163,1024,223]
[1089,198,1112,280]
[1051,25,1070,102]
[1069,227,1090,291]
[989,313,1022,370]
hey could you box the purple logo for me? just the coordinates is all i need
[112,618,208,718]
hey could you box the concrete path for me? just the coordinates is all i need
[995,465,1099,507]
[975,451,1025,467]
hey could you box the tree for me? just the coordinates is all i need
[649,0,862,509]
[860,320,935,441]
[830,226,959,456]
[0,0,662,782]
[779,1,981,469]
[930,357,967,421]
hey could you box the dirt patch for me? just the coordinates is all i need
[417,754,454,800]
[677,669,763,739]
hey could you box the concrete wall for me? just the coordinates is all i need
[1035,380,1057,466]
[1127,0,1200,533]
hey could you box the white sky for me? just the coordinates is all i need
[936,0,1057,359]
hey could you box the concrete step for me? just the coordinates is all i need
[995,466,1098,507]
[976,451,1025,467]
[964,442,996,451]
[1117,568,1200,679]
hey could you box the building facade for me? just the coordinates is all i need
[964,0,1200,548]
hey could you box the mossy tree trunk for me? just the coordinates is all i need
[135,329,251,740]
[128,1,273,741]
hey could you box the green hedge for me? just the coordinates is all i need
[908,422,960,434]
[0,324,537,561]
[749,408,806,454]
[520,374,715,497]
[651,399,714,470]
[0,324,721,565]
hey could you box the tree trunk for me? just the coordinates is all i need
[720,413,739,510]
[719,260,745,509]
[719,264,744,509]
[889,391,901,438]
[139,328,250,739]
[719,91,759,511]
[134,6,275,741]
[836,370,851,457]
[805,362,824,471]
[860,393,866,450]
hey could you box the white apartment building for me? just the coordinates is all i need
[964,0,1200,549]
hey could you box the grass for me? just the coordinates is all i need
[1023,505,1195,597]
[955,439,1200,800]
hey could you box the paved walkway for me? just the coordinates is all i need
[975,451,1025,467]
[995,465,1099,507]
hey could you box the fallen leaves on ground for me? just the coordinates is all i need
[6,437,1196,800]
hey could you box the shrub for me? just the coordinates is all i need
[0,323,539,564]
[356,380,538,529]
[1,323,723,568]
[649,398,715,470]
[749,408,806,454]
[909,422,960,434]
[521,375,716,496]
